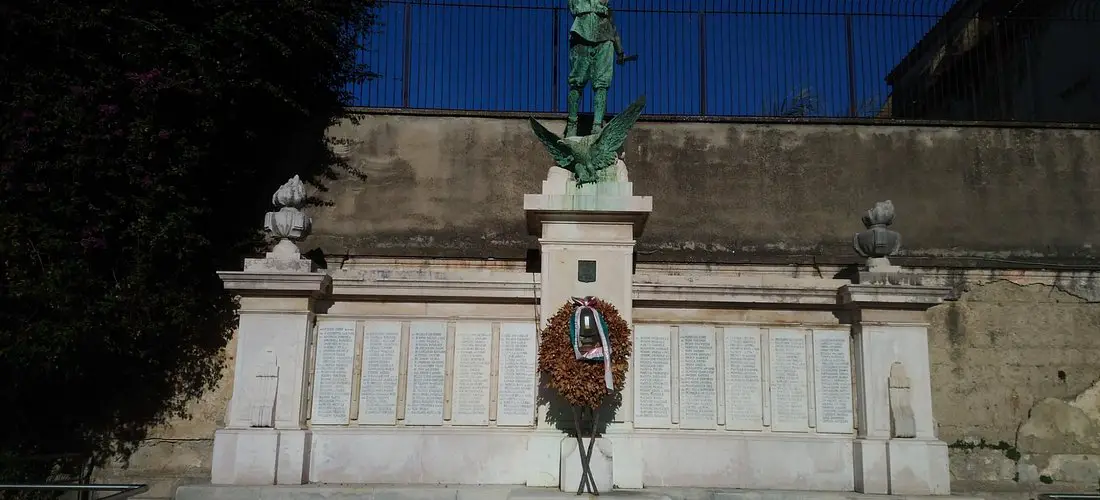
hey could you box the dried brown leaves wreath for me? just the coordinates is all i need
[537,298,632,410]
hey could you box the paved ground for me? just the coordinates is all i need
[174,485,995,500]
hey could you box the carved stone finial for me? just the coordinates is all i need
[853,200,901,273]
[263,175,312,260]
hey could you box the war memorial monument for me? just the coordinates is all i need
[185,1,957,497]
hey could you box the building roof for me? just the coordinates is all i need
[885,0,1062,86]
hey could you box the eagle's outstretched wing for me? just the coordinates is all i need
[590,95,646,171]
[529,118,575,171]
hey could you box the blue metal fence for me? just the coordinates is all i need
[348,0,1100,121]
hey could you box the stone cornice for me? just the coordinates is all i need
[222,257,1032,307]
[315,264,961,309]
[330,275,539,301]
[217,271,332,298]
[839,283,952,310]
[525,209,652,238]
[633,279,847,306]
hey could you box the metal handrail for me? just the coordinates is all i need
[1036,495,1100,500]
[0,484,148,500]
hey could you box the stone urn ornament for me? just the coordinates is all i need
[264,175,312,260]
[853,200,901,272]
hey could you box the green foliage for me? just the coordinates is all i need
[0,0,375,486]
[771,88,821,117]
[766,86,885,118]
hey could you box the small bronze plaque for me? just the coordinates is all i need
[577,260,597,283]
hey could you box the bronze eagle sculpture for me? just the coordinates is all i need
[529,95,646,186]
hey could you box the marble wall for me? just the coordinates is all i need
[302,321,851,434]
[307,320,538,429]
[293,314,865,489]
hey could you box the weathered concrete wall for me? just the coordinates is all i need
[930,280,1100,493]
[320,114,1100,264]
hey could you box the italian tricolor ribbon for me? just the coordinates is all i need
[570,296,613,391]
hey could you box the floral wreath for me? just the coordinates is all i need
[537,296,632,410]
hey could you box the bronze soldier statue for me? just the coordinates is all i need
[565,0,636,137]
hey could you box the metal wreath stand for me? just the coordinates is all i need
[537,296,630,497]
[571,397,607,495]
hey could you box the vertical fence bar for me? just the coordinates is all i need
[992,20,1008,120]
[401,2,413,108]
[552,7,561,112]
[699,8,707,116]
[845,14,857,117]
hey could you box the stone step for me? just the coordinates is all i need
[174,485,986,500]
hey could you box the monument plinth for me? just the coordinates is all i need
[524,163,652,327]
[524,156,652,492]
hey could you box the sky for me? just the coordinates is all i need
[347,0,959,117]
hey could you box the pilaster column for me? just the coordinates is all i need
[843,199,953,495]
[841,281,951,495]
[210,175,330,485]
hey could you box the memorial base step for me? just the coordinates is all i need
[175,484,985,500]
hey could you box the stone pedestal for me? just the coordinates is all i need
[841,283,952,495]
[523,166,652,491]
[524,167,651,327]
[211,258,330,485]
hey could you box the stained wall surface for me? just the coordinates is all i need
[929,280,1100,491]
[318,114,1100,264]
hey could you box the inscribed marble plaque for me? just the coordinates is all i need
[496,322,537,426]
[723,327,764,431]
[633,325,672,429]
[357,321,401,425]
[769,329,810,432]
[678,325,717,430]
[310,321,357,425]
[451,322,493,426]
[404,322,447,426]
[813,329,854,434]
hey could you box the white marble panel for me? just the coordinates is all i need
[496,322,538,426]
[633,325,673,429]
[210,429,278,485]
[404,321,447,426]
[723,326,764,431]
[358,321,402,425]
[813,329,854,434]
[309,429,540,485]
[229,314,311,429]
[858,325,937,439]
[677,325,717,430]
[452,322,493,426]
[639,433,854,490]
[768,329,810,432]
[309,321,356,425]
